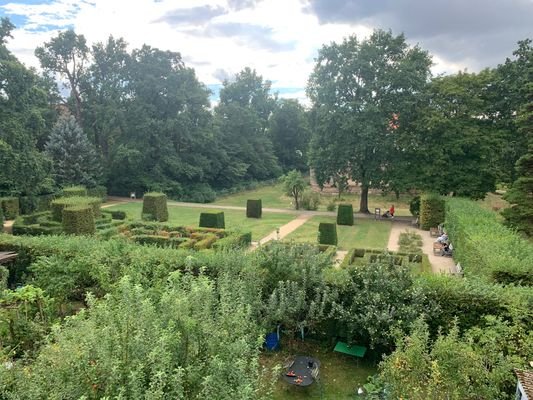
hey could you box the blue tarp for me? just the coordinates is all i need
[265,332,280,351]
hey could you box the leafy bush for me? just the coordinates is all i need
[87,185,107,201]
[102,209,127,220]
[199,212,225,229]
[301,190,320,210]
[50,196,102,222]
[326,201,336,212]
[62,185,87,197]
[180,183,216,203]
[62,205,95,235]
[337,203,354,225]
[445,197,533,285]
[318,222,337,245]
[141,192,168,222]
[1,197,20,219]
[18,193,57,214]
[0,207,3,226]
[212,231,252,250]
[409,195,421,216]
[420,193,445,230]
[246,199,262,218]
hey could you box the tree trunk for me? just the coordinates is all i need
[360,185,370,213]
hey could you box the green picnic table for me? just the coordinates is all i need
[334,341,367,358]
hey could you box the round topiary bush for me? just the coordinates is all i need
[51,196,102,222]
[62,186,87,197]
[142,192,168,222]
[246,199,262,218]
[62,205,95,235]
[337,203,354,225]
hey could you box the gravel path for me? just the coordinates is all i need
[256,214,313,245]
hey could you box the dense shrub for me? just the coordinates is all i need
[180,183,216,203]
[445,198,533,285]
[62,205,95,235]
[12,219,62,236]
[246,199,262,218]
[141,192,168,222]
[301,190,320,211]
[0,207,3,226]
[19,193,57,214]
[1,197,20,219]
[212,231,252,250]
[51,196,102,222]
[102,209,127,220]
[420,193,445,230]
[199,212,225,229]
[337,203,354,225]
[326,201,336,212]
[62,186,87,197]
[318,222,337,245]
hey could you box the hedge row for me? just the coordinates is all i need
[62,206,95,235]
[419,193,445,230]
[50,196,102,222]
[142,192,168,222]
[318,222,337,245]
[1,197,20,219]
[19,194,56,214]
[445,198,533,286]
[337,204,354,226]
[102,209,127,220]
[246,199,262,218]
[62,186,87,197]
[199,212,225,229]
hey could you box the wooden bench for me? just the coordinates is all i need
[430,227,439,237]
[433,242,444,255]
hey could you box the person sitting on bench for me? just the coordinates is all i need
[436,233,448,244]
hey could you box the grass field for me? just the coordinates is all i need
[284,216,392,250]
[105,202,296,241]
[260,339,377,400]
[214,183,414,216]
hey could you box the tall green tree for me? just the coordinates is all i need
[268,99,310,172]
[214,68,281,186]
[279,170,306,210]
[45,114,101,187]
[0,18,55,196]
[307,30,431,212]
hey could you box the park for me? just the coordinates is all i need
[0,12,532,400]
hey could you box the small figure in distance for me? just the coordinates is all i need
[130,191,136,200]
[389,204,395,218]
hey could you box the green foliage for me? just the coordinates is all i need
[419,193,445,230]
[0,197,19,219]
[18,193,56,214]
[45,115,101,187]
[102,209,126,220]
[398,230,423,253]
[0,206,3,225]
[318,222,337,245]
[62,185,87,197]
[301,190,320,210]
[141,192,168,222]
[199,212,225,229]
[445,197,533,285]
[246,199,262,218]
[62,205,95,235]
[336,203,354,226]
[50,196,101,222]
[279,170,306,209]
[86,185,107,201]
[409,195,421,216]
[326,201,336,212]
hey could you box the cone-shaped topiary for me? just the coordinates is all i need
[337,203,354,225]
[62,205,95,235]
[318,222,337,245]
[141,192,168,222]
[199,212,225,229]
[246,199,262,218]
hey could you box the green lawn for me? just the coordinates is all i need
[214,183,414,216]
[105,202,296,241]
[284,216,392,250]
[261,339,377,400]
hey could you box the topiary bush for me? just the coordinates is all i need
[318,222,337,245]
[246,199,262,218]
[199,212,225,229]
[409,195,421,216]
[142,192,168,222]
[51,196,102,222]
[62,186,87,197]
[419,193,445,230]
[1,197,20,219]
[62,205,95,235]
[337,203,354,225]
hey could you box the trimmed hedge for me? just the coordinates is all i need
[102,209,127,220]
[142,192,168,222]
[212,231,252,250]
[51,196,102,222]
[318,222,337,245]
[246,199,262,218]
[0,207,3,226]
[337,204,354,225]
[62,205,95,235]
[1,197,20,219]
[62,186,87,197]
[199,212,225,229]
[445,198,533,286]
[419,193,445,230]
[12,217,62,236]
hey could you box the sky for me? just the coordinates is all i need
[1,0,532,104]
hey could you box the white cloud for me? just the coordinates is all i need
[1,0,485,101]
